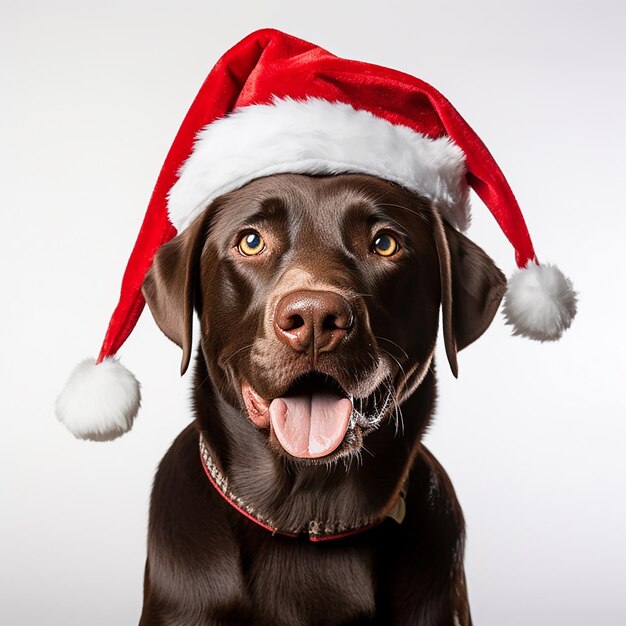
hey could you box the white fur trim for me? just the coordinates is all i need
[168,97,470,232]
[503,263,577,341]
[55,357,141,441]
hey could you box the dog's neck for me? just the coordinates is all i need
[198,434,409,539]
[193,358,436,535]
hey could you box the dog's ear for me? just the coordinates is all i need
[432,208,507,377]
[142,212,210,375]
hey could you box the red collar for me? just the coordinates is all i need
[199,435,406,542]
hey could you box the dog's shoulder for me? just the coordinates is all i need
[149,422,233,538]
[407,445,466,538]
[145,424,251,617]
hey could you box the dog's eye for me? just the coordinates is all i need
[372,233,399,257]
[238,231,265,256]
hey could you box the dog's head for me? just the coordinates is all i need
[143,174,505,463]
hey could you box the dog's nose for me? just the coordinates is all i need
[274,290,353,354]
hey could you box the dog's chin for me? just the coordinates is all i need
[240,371,394,465]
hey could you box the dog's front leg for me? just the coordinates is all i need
[383,448,472,626]
[139,426,254,626]
[139,564,253,626]
[384,575,471,626]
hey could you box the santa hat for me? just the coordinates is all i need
[56,28,577,441]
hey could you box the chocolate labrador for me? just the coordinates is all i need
[139,173,506,625]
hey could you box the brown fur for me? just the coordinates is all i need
[139,173,506,625]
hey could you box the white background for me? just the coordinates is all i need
[2,1,625,624]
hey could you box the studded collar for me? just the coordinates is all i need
[199,435,406,542]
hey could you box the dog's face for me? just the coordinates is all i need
[143,174,505,464]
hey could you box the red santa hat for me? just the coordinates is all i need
[56,28,577,441]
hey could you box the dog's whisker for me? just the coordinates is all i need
[374,335,409,360]
[378,345,407,381]
[196,373,212,389]
[222,343,255,365]
[372,373,403,436]
[388,381,404,437]
[395,402,405,437]
[377,345,408,430]
[392,392,404,436]
[360,444,374,459]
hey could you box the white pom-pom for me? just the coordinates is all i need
[503,262,577,341]
[56,357,141,441]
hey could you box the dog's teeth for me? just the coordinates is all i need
[347,395,356,428]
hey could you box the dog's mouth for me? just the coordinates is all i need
[241,373,352,459]
[242,371,395,460]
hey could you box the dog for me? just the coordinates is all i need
[138,172,506,625]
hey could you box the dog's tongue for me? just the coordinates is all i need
[269,393,352,458]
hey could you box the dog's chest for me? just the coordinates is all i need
[244,538,377,625]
